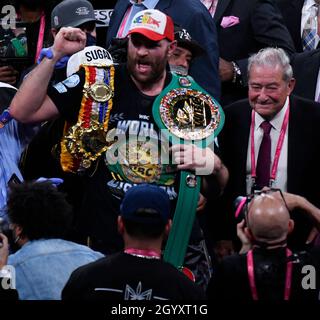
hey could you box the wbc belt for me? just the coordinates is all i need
[152,73,224,269]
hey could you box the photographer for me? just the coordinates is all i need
[207,189,320,301]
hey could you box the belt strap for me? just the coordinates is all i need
[153,73,224,269]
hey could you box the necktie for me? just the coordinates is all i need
[200,0,218,18]
[302,2,319,51]
[117,2,146,38]
[255,121,272,189]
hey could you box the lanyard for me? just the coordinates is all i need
[117,5,133,38]
[247,248,293,300]
[250,106,290,186]
[35,13,46,63]
[125,248,161,259]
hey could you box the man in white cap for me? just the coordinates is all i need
[106,0,220,100]
[10,9,228,260]
[19,0,112,228]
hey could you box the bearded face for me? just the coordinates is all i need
[127,33,170,86]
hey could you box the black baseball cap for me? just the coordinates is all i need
[174,26,205,58]
[51,0,105,29]
[120,184,170,225]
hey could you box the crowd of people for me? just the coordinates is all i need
[1,0,320,303]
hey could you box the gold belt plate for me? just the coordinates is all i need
[84,82,113,102]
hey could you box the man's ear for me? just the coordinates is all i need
[117,216,125,235]
[288,219,295,234]
[51,28,58,38]
[287,78,296,95]
[244,227,253,241]
[11,223,23,237]
[168,40,177,57]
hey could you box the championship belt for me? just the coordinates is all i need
[106,131,176,187]
[60,64,115,173]
[152,73,224,269]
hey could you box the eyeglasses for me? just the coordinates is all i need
[247,187,286,201]
[235,188,289,222]
[245,188,289,224]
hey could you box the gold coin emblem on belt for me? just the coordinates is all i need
[84,82,113,102]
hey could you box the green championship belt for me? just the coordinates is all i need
[106,131,176,186]
[152,73,224,269]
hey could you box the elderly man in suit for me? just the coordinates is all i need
[106,0,221,100]
[218,47,320,251]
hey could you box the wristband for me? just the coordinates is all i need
[231,61,242,84]
[0,109,12,128]
[37,47,70,69]
[37,47,53,64]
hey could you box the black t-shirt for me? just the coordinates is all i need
[207,246,320,302]
[62,252,206,300]
[47,64,178,253]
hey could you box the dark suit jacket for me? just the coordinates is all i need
[218,95,320,249]
[215,0,295,106]
[291,49,320,100]
[106,0,221,100]
[275,0,305,52]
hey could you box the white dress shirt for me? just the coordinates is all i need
[246,97,289,194]
[200,0,219,17]
[315,68,320,101]
[117,0,160,38]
